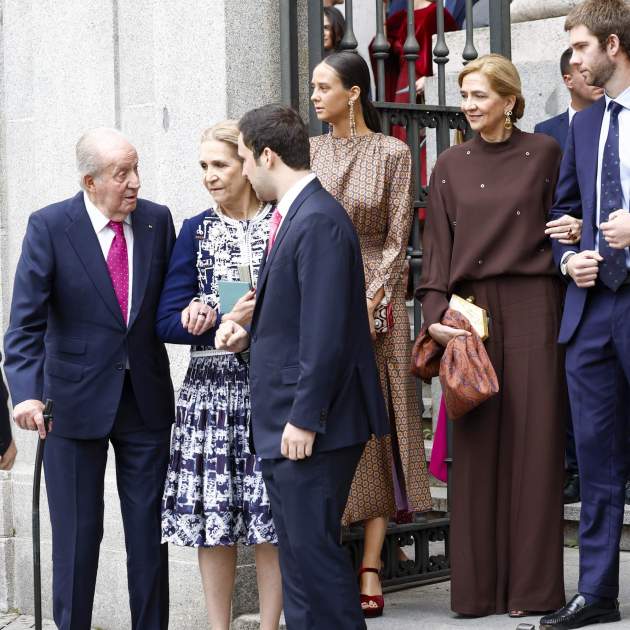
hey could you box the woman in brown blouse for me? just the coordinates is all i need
[311,51,432,618]
[418,54,567,617]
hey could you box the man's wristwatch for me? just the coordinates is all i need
[560,252,577,276]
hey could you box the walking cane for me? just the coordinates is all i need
[32,399,53,630]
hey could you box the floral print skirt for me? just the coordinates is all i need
[161,353,277,547]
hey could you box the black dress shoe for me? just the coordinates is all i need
[539,594,620,629]
[564,473,580,504]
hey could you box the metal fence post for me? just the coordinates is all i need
[308,0,325,135]
[489,0,512,59]
[280,0,299,109]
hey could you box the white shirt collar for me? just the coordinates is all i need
[83,191,132,232]
[604,86,630,112]
[568,104,577,124]
[275,173,317,218]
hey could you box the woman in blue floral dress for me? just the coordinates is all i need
[156,121,281,630]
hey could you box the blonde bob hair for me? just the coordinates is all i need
[458,54,525,121]
[200,119,241,158]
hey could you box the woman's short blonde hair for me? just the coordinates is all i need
[458,54,525,120]
[200,119,241,158]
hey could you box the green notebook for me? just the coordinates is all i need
[218,280,250,314]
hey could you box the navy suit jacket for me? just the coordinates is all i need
[535,110,570,152]
[248,178,389,459]
[550,97,606,343]
[3,192,176,439]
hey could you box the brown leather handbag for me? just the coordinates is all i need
[411,309,499,420]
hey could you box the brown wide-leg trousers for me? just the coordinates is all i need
[449,275,567,616]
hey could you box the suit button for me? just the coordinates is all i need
[252,334,257,342]
[115,363,124,371]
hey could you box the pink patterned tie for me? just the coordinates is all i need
[267,207,282,253]
[107,220,129,323]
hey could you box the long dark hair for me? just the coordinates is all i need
[322,51,382,133]
[323,6,345,52]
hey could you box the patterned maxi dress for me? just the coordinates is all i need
[161,204,278,547]
[311,133,432,524]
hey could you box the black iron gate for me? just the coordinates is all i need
[280,0,512,591]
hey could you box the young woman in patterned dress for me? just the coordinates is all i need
[310,51,432,618]
[156,121,282,630]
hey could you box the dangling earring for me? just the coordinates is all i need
[504,110,513,130]
[348,99,357,138]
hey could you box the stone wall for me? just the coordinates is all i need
[0,1,292,627]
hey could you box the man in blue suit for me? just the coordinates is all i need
[535,47,604,152]
[4,128,175,630]
[536,48,604,505]
[216,104,389,629]
[541,1,630,628]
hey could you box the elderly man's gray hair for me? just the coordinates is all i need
[76,127,131,189]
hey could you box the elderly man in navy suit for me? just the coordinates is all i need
[536,47,604,506]
[216,104,389,630]
[540,1,630,628]
[4,128,175,630]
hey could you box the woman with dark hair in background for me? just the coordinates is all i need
[324,6,345,54]
[310,50,432,619]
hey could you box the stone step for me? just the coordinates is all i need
[0,613,96,629]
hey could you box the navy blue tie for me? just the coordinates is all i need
[599,101,626,290]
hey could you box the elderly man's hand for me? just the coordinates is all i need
[215,320,250,353]
[600,210,630,250]
[281,422,316,460]
[0,440,17,471]
[13,399,49,439]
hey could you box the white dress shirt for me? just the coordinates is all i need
[568,104,577,125]
[275,172,317,231]
[595,88,630,265]
[83,191,134,322]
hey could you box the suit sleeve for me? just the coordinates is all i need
[289,213,356,434]
[551,121,581,267]
[366,144,413,302]
[416,163,453,327]
[155,218,218,345]
[3,212,54,405]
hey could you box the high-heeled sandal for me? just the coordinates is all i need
[359,567,384,618]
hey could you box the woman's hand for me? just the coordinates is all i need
[545,215,582,244]
[415,76,426,95]
[428,323,471,347]
[181,300,217,336]
[366,298,377,340]
[222,290,256,327]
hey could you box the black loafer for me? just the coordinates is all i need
[540,594,620,629]
[564,473,581,504]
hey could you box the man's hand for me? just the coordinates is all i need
[600,210,630,250]
[13,399,48,439]
[215,320,250,353]
[223,290,256,327]
[281,422,316,460]
[428,323,471,347]
[566,250,603,288]
[545,214,583,244]
[181,300,217,335]
[0,440,17,471]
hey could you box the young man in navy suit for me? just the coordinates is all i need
[216,104,389,629]
[4,128,175,630]
[535,47,604,152]
[536,47,604,506]
[541,1,630,628]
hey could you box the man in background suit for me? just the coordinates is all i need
[4,128,175,630]
[535,47,604,151]
[541,1,630,628]
[216,104,389,629]
[536,47,604,505]
[0,353,16,470]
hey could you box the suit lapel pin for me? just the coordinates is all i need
[148,224,153,229]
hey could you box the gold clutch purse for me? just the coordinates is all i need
[448,294,489,340]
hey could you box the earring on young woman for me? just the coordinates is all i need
[504,110,513,130]
[349,99,357,138]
